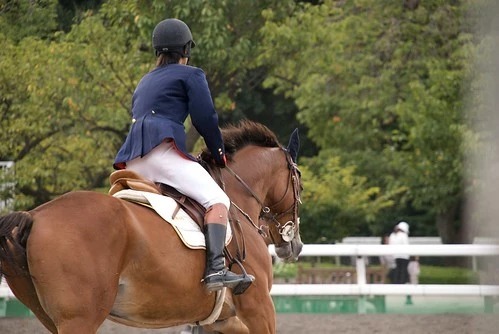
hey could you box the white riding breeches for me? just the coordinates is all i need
[125,140,230,210]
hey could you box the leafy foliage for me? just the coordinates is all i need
[0,0,490,246]
[259,0,479,242]
[0,0,59,41]
[0,0,297,209]
[300,154,402,242]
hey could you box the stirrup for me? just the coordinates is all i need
[232,274,255,295]
[226,257,255,295]
[202,269,246,291]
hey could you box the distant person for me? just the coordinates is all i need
[408,256,420,285]
[380,234,396,283]
[406,255,420,305]
[388,221,410,284]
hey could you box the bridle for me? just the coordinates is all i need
[225,148,301,245]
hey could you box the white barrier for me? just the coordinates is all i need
[269,244,499,297]
[0,278,15,299]
[270,244,499,257]
[2,244,499,299]
[271,284,499,296]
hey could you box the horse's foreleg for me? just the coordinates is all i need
[203,316,249,334]
[235,292,276,334]
[55,317,106,334]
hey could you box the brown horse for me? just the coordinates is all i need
[0,121,303,334]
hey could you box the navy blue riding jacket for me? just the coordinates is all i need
[113,64,225,169]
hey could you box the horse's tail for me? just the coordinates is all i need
[0,211,33,277]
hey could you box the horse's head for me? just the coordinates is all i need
[259,128,303,262]
[202,121,304,261]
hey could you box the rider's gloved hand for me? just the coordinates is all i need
[214,153,227,168]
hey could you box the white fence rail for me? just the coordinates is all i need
[269,244,499,297]
[272,243,499,257]
[0,279,14,299]
[271,283,499,297]
[2,244,499,300]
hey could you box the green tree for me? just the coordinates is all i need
[300,154,399,242]
[0,0,297,209]
[259,0,477,243]
[0,0,58,41]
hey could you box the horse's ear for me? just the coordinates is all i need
[286,128,300,163]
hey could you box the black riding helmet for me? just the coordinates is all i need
[152,18,196,58]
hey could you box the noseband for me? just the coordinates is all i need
[225,148,301,244]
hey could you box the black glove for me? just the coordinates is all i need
[214,153,227,168]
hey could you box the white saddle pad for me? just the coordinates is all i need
[112,189,231,249]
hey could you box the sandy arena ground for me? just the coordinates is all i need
[1,314,498,334]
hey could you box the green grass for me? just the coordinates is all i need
[419,265,479,284]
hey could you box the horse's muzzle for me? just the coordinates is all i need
[275,237,303,262]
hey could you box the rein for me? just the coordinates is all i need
[224,167,268,237]
[224,149,301,244]
[205,147,301,269]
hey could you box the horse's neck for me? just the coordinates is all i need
[225,146,282,206]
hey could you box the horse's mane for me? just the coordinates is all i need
[200,120,280,162]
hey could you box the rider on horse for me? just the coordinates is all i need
[113,18,248,292]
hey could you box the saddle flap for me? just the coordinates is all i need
[112,189,232,249]
[157,183,205,227]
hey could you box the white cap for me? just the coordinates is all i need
[397,221,409,234]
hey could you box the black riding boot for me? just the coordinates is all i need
[202,223,246,292]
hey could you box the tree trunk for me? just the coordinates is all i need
[436,201,470,267]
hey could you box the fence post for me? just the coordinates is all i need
[355,256,367,314]
[355,256,367,285]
